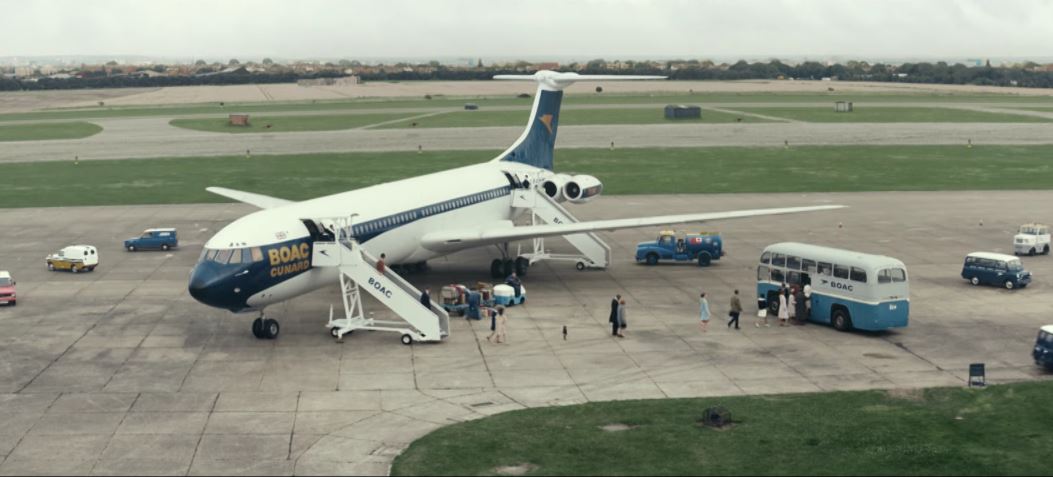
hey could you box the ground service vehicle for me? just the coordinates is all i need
[125,228,178,251]
[636,231,724,266]
[1014,223,1050,256]
[961,252,1031,289]
[757,242,909,332]
[1034,325,1053,370]
[0,271,15,306]
[46,245,98,273]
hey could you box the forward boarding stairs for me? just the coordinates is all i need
[511,185,611,271]
[311,217,449,345]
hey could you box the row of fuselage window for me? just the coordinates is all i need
[197,187,513,264]
[349,186,510,237]
[759,251,907,285]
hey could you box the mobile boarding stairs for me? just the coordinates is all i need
[510,183,611,271]
[311,218,450,345]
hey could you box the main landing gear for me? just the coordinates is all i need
[251,313,280,340]
[490,257,530,279]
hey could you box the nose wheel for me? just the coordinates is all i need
[251,316,280,339]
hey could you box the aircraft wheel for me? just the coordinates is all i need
[401,334,413,346]
[263,319,280,339]
[490,259,504,279]
[252,318,266,339]
[515,257,529,277]
[502,260,515,277]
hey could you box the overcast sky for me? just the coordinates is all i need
[3,0,1052,61]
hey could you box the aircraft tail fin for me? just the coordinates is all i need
[491,71,664,171]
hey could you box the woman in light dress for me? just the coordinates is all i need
[699,292,711,332]
[617,298,628,337]
[777,288,790,326]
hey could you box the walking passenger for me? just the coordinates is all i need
[699,292,711,333]
[420,288,431,309]
[788,287,797,323]
[727,289,742,330]
[617,298,627,337]
[376,253,387,274]
[794,286,807,325]
[778,288,790,326]
[609,294,622,337]
[494,306,508,343]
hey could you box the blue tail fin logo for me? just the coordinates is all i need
[492,71,664,171]
[499,89,563,171]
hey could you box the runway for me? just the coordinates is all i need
[5,119,1053,163]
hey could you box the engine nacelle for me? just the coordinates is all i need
[541,173,573,202]
[562,175,603,203]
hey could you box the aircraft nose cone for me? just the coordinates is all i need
[188,266,224,306]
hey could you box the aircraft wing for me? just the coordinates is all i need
[420,205,845,251]
[206,187,293,209]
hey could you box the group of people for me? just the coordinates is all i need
[762,282,812,328]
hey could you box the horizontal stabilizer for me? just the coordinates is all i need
[494,70,665,91]
[206,187,293,209]
[421,205,845,251]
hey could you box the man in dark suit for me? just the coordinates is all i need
[609,294,621,336]
[420,288,431,309]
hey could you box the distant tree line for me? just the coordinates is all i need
[358,60,1053,89]
[0,71,345,92]
[4,60,1053,91]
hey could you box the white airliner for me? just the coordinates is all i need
[188,71,843,339]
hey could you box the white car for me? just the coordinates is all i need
[1014,223,1050,256]
[46,245,99,273]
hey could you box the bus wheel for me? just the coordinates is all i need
[1045,245,1050,255]
[832,309,851,332]
[767,292,780,315]
[697,252,711,267]
[1029,248,1036,256]
[970,276,980,286]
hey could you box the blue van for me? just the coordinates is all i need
[124,228,178,252]
[961,252,1031,290]
[1034,325,1053,370]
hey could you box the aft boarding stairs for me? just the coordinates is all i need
[511,186,611,270]
[312,232,449,345]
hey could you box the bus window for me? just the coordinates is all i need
[786,256,801,270]
[891,268,907,282]
[818,262,832,276]
[760,252,771,264]
[771,268,784,283]
[850,267,867,283]
[757,266,769,281]
[834,265,849,279]
[878,269,891,284]
[788,271,801,285]
[772,253,786,267]
[802,259,816,273]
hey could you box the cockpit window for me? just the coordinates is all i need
[213,249,233,264]
[251,247,264,262]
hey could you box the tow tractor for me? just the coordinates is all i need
[636,231,724,266]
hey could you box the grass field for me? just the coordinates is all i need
[731,106,1052,123]
[0,121,103,142]
[4,90,1053,123]
[377,107,773,129]
[390,380,1053,476]
[168,112,424,133]
[2,145,1053,208]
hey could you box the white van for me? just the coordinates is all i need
[46,245,99,273]
[1014,223,1050,256]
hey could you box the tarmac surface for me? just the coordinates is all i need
[5,118,1053,163]
[1,191,1052,475]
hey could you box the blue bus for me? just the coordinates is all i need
[756,242,909,332]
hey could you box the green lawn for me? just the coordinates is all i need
[0,121,103,142]
[169,112,425,133]
[2,145,1053,208]
[378,107,773,129]
[391,380,1053,476]
[730,106,1052,122]
[4,90,1053,123]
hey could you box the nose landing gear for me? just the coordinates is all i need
[251,313,280,339]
